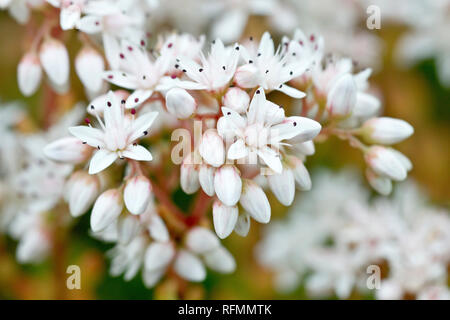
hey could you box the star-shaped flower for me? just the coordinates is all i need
[69,91,158,174]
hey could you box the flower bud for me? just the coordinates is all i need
[180,154,200,194]
[165,88,197,119]
[144,242,175,272]
[234,64,260,88]
[67,171,100,217]
[17,229,50,264]
[39,38,70,87]
[214,165,242,206]
[44,137,92,164]
[117,215,141,244]
[199,129,225,167]
[75,46,105,94]
[186,226,220,253]
[364,146,407,181]
[174,249,206,282]
[91,189,123,232]
[389,148,412,172]
[198,164,215,196]
[124,175,152,215]
[288,157,312,191]
[365,168,392,196]
[326,73,356,118]
[239,180,271,223]
[17,52,42,96]
[212,200,238,239]
[267,168,295,206]
[234,213,251,237]
[222,87,250,113]
[204,246,236,273]
[359,117,414,145]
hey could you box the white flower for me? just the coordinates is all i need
[175,38,239,92]
[103,40,172,109]
[75,46,105,95]
[235,32,310,98]
[219,88,321,174]
[17,51,42,96]
[39,38,70,89]
[69,91,158,174]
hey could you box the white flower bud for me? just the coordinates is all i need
[326,73,356,118]
[165,88,197,119]
[17,52,42,96]
[234,64,260,88]
[222,87,250,113]
[364,146,407,181]
[360,117,414,145]
[389,148,412,172]
[124,175,152,215]
[174,249,206,282]
[44,137,92,164]
[180,155,200,194]
[288,157,312,191]
[186,226,220,254]
[353,92,380,119]
[67,171,100,217]
[267,168,295,206]
[17,229,50,264]
[204,246,236,273]
[199,129,225,167]
[91,189,123,232]
[365,168,392,196]
[239,180,271,223]
[39,38,70,87]
[212,200,238,239]
[234,213,251,237]
[214,165,242,206]
[144,242,175,272]
[198,164,215,196]
[75,46,105,94]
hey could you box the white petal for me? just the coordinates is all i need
[212,201,238,239]
[76,15,103,33]
[68,172,100,217]
[17,52,41,96]
[276,84,306,99]
[267,168,295,206]
[125,89,154,109]
[69,125,105,148]
[88,149,118,174]
[270,116,321,144]
[165,88,197,119]
[290,157,312,191]
[360,117,414,145]
[103,33,121,69]
[103,70,138,89]
[44,137,91,164]
[365,168,392,196]
[326,73,357,117]
[75,47,105,93]
[122,144,153,161]
[60,5,81,30]
[227,139,248,160]
[365,146,407,181]
[128,111,158,142]
[39,39,70,86]
[174,250,206,282]
[199,129,225,167]
[180,157,200,194]
[257,147,282,174]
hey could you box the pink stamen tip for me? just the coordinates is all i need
[84,118,91,124]
[168,43,173,48]
[128,46,133,51]
[108,75,113,79]
[134,98,139,103]
[131,108,136,115]
[310,34,315,42]
[119,53,125,59]
[171,74,177,79]
[140,40,145,46]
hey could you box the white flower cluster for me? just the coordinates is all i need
[256,170,450,300]
[0,0,420,292]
